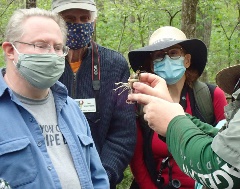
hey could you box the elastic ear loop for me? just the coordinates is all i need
[11,43,20,67]
[13,60,17,66]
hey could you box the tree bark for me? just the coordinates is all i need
[181,0,199,38]
[196,6,212,82]
[26,0,37,9]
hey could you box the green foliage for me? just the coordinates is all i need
[96,0,182,52]
[116,166,133,189]
[95,0,239,83]
[0,49,5,68]
[0,0,19,67]
[205,0,240,81]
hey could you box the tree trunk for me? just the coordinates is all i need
[181,0,199,38]
[196,14,212,48]
[196,6,212,83]
[26,0,37,9]
[181,0,212,82]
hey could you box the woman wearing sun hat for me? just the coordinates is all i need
[129,26,227,189]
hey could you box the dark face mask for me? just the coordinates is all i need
[66,22,94,50]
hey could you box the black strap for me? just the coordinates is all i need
[91,41,101,122]
[91,41,100,90]
[156,157,169,187]
[137,104,159,187]
[179,83,188,111]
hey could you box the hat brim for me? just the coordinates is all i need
[128,39,207,76]
[216,65,240,95]
[53,3,96,13]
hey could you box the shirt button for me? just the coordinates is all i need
[47,166,52,171]
[37,142,42,147]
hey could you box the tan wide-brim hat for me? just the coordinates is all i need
[216,65,240,95]
[128,26,207,76]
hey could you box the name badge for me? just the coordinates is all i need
[75,98,96,113]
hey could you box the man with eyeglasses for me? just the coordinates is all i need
[51,1,136,188]
[0,8,109,189]
[128,26,227,189]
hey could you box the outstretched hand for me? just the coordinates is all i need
[128,73,185,136]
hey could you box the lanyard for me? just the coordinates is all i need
[91,41,101,122]
[91,41,100,91]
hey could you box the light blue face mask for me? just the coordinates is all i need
[12,45,65,89]
[153,55,186,85]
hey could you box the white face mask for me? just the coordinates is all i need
[12,45,65,89]
[153,56,186,85]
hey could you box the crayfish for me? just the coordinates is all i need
[113,70,141,104]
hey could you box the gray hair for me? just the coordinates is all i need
[4,8,67,43]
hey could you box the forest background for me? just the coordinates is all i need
[0,0,239,188]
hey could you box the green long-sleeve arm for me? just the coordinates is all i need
[166,115,240,188]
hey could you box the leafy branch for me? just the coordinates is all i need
[0,0,15,18]
[160,8,182,26]
[220,19,240,66]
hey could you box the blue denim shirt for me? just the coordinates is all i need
[0,69,109,189]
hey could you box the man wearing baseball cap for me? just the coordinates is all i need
[52,1,137,188]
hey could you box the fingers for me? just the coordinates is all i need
[128,93,153,105]
[132,82,161,98]
[132,79,173,102]
[139,73,165,88]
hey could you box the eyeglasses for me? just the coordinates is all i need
[151,48,183,63]
[14,41,69,56]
